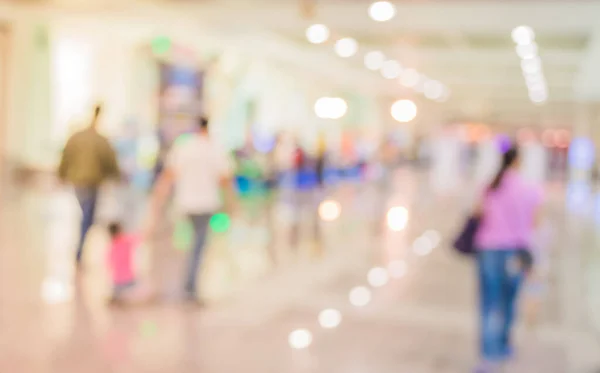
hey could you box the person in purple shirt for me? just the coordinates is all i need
[473,146,543,372]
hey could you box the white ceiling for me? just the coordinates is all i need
[196,0,600,127]
[5,0,600,128]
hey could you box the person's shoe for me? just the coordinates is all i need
[183,291,205,306]
[184,296,206,308]
[75,260,84,271]
[502,345,515,361]
[107,296,125,307]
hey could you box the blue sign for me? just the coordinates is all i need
[568,137,595,169]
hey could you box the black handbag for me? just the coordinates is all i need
[517,248,534,272]
[452,216,480,256]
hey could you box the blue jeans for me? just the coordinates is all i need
[477,249,524,361]
[74,187,98,263]
[185,213,212,296]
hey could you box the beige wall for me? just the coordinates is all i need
[0,25,8,178]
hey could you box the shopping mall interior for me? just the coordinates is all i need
[1,0,600,372]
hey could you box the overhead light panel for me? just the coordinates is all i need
[424,80,444,100]
[521,57,542,75]
[512,26,548,104]
[314,97,348,119]
[399,68,420,88]
[381,60,402,79]
[306,24,330,44]
[335,37,358,58]
[512,26,535,45]
[364,51,385,70]
[368,1,396,22]
[391,99,418,123]
[516,43,538,60]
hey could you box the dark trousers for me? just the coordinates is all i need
[74,187,98,263]
[315,157,325,186]
[477,249,524,361]
[184,213,212,295]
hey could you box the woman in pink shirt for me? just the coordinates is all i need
[474,146,543,372]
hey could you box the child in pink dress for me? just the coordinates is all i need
[108,222,147,304]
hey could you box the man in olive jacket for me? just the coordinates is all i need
[58,105,120,265]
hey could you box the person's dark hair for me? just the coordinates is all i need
[198,117,209,131]
[490,146,519,190]
[93,104,102,118]
[108,222,122,239]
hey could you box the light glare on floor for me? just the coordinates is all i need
[318,309,342,329]
[388,260,407,278]
[423,230,441,247]
[386,206,408,231]
[288,329,313,349]
[41,277,73,304]
[349,286,372,307]
[319,200,341,221]
[367,267,389,287]
[413,236,433,256]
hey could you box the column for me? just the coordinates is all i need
[569,102,594,183]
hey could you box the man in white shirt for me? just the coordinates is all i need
[150,117,232,302]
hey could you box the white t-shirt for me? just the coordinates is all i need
[166,135,232,214]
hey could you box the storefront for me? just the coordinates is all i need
[0,8,368,182]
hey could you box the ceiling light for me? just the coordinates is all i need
[511,26,535,45]
[381,60,402,79]
[516,43,538,59]
[391,99,417,122]
[517,128,536,144]
[399,68,420,88]
[424,80,444,100]
[521,57,542,75]
[306,24,330,44]
[335,37,358,58]
[314,98,348,120]
[364,51,385,70]
[368,1,396,22]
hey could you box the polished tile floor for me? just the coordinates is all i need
[1,169,599,372]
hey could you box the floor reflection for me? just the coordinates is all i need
[0,169,599,372]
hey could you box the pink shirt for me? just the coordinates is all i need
[108,234,139,285]
[475,171,543,250]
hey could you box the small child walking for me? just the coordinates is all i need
[107,222,152,305]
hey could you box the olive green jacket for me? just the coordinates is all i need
[58,128,120,187]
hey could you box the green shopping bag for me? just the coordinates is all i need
[173,214,231,251]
